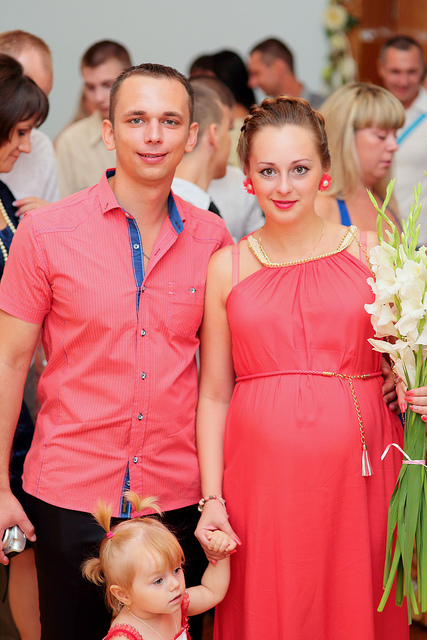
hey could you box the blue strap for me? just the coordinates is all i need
[397,113,427,145]
[337,199,352,226]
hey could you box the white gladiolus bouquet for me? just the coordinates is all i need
[365,179,427,621]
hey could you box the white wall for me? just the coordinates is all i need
[3,0,327,139]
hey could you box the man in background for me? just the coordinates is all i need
[55,39,131,197]
[0,30,59,213]
[172,77,234,214]
[248,37,323,109]
[174,75,264,241]
[377,35,427,244]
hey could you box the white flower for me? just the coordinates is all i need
[395,298,425,336]
[323,4,348,31]
[368,338,398,357]
[338,55,357,81]
[365,300,398,337]
[393,344,417,387]
[392,260,427,306]
[329,33,347,52]
[368,338,417,387]
[416,323,427,345]
[369,242,397,269]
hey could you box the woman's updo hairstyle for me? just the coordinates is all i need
[238,96,330,172]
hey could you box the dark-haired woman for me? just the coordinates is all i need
[0,52,48,640]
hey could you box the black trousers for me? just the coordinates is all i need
[26,495,206,640]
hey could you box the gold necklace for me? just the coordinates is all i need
[257,219,325,267]
[126,606,178,640]
[249,224,356,268]
[0,196,17,264]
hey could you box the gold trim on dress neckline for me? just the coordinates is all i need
[247,225,358,268]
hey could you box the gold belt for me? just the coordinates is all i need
[235,369,383,477]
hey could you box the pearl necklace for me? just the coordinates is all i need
[0,196,17,263]
[126,607,178,640]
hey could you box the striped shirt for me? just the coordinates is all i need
[0,171,232,516]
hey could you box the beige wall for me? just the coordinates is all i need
[3,0,328,138]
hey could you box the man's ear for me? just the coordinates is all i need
[206,123,219,151]
[376,58,385,80]
[102,119,116,151]
[110,584,130,606]
[184,122,199,153]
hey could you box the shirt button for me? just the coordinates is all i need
[141,329,146,336]
[133,457,138,463]
[141,372,147,379]
[142,285,145,292]
[138,413,143,420]
[126,480,130,487]
[133,243,140,250]
[190,287,196,293]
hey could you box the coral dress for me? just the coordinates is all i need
[214,229,409,640]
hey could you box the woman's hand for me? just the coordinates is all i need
[398,383,427,423]
[13,197,50,216]
[195,499,240,562]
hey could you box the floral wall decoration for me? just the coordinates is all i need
[322,0,359,92]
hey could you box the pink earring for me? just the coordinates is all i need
[319,173,332,192]
[243,177,255,194]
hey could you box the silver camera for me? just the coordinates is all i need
[2,525,26,557]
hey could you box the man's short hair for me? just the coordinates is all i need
[190,75,235,110]
[0,30,51,59]
[188,84,224,147]
[379,35,424,63]
[250,38,294,74]
[109,63,194,125]
[81,40,131,70]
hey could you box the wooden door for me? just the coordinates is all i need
[347,0,427,84]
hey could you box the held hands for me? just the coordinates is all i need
[0,488,36,565]
[195,498,241,562]
[206,530,237,556]
[13,197,50,216]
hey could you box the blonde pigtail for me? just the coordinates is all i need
[124,490,162,518]
[81,556,106,586]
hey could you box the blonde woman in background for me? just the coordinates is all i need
[316,82,404,232]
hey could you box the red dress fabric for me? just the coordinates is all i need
[214,246,409,640]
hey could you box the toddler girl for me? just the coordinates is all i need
[83,491,234,640]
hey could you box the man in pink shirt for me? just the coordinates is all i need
[0,63,232,640]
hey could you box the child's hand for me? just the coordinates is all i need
[206,529,237,556]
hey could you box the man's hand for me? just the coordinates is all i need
[381,357,398,412]
[13,197,50,216]
[0,488,36,565]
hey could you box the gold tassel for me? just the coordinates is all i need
[362,445,373,476]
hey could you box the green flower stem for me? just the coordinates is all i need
[378,408,427,621]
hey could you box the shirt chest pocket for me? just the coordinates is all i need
[166,282,205,338]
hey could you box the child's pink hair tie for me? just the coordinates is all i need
[106,531,114,539]
[133,511,143,519]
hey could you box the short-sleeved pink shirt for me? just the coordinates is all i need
[0,172,233,515]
